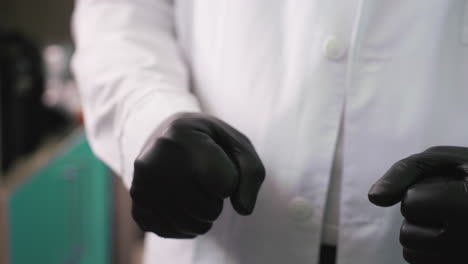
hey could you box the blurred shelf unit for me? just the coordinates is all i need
[1,130,111,264]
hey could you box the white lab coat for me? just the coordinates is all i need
[72,0,468,263]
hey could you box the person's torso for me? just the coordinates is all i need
[144,1,468,263]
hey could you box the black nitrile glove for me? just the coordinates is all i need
[130,112,265,238]
[369,146,468,264]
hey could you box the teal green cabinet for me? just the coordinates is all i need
[8,134,110,264]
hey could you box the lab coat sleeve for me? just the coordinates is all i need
[71,0,200,188]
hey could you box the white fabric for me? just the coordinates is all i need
[322,116,344,246]
[72,1,468,263]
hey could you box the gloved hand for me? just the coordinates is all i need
[369,146,468,264]
[130,112,265,238]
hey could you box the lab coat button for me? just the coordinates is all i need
[324,37,346,61]
[288,197,313,221]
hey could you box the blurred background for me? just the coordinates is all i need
[0,1,143,263]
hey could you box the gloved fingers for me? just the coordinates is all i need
[369,151,463,207]
[133,176,223,224]
[136,138,227,222]
[399,220,445,251]
[401,179,468,225]
[400,178,449,225]
[133,136,226,226]
[157,159,225,222]
[229,151,265,215]
[201,117,265,215]
[161,203,213,236]
[401,221,466,264]
[402,247,445,264]
[424,146,468,159]
[149,182,215,235]
[170,129,239,199]
[193,139,239,199]
[176,190,224,223]
[131,137,193,207]
[151,113,265,216]
[131,202,195,239]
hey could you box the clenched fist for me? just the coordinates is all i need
[130,113,265,238]
[369,146,468,264]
